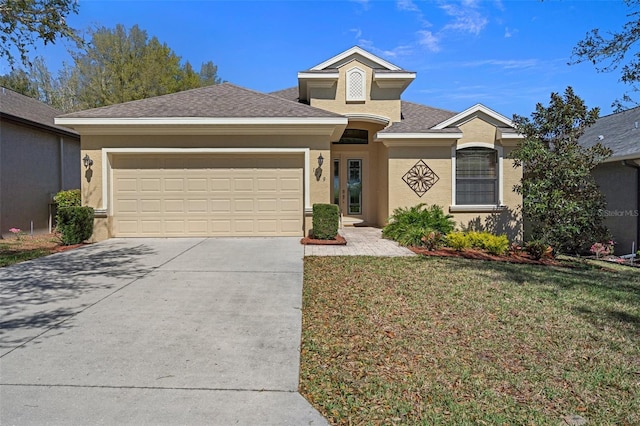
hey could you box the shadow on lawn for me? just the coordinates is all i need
[0,242,155,353]
[428,256,640,342]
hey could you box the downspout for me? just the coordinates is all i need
[622,160,640,251]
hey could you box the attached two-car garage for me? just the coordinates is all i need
[111,153,304,237]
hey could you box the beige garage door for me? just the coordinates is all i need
[111,154,304,237]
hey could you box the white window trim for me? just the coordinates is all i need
[450,142,504,211]
[100,148,311,215]
[345,67,366,102]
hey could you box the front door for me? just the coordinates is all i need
[332,156,364,220]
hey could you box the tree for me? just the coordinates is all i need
[0,68,38,97]
[571,0,640,110]
[510,87,612,254]
[68,24,222,110]
[0,0,79,66]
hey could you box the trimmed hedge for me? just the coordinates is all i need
[53,189,81,208]
[57,206,94,245]
[445,231,510,255]
[312,204,339,240]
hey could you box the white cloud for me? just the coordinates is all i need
[417,30,440,52]
[357,39,414,59]
[350,28,362,39]
[460,59,538,70]
[440,2,488,35]
[397,0,420,12]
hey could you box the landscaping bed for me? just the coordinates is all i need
[0,233,85,267]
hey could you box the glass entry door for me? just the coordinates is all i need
[332,157,363,217]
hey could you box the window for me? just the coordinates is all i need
[455,147,498,205]
[335,129,368,144]
[346,67,366,102]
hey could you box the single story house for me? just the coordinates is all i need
[55,46,523,241]
[0,87,80,238]
[579,107,640,255]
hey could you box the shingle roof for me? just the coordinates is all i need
[579,107,640,160]
[60,83,343,119]
[379,101,458,133]
[0,87,78,135]
[269,87,300,103]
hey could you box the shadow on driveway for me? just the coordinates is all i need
[0,243,155,352]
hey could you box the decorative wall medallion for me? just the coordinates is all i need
[403,160,439,197]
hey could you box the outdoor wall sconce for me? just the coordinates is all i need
[315,154,324,181]
[83,154,94,168]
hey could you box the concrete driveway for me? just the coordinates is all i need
[0,238,326,425]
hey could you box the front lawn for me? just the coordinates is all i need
[301,256,639,425]
[0,234,65,267]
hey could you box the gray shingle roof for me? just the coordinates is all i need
[0,87,78,135]
[60,83,344,119]
[579,107,640,160]
[269,87,300,103]
[379,101,458,133]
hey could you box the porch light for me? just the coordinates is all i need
[83,154,94,168]
[317,154,324,167]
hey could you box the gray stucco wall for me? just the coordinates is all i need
[593,162,640,255]
[0,120,80,238]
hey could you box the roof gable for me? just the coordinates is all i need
[433,103,514,130]
[307,46,403,71]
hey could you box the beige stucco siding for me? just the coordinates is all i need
[80,134,332,240]
[1,121,80,237]
[383,117,523,240]
[309,60,402,123]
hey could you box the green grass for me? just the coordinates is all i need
[0,235,62,267]
[301,256,640,425]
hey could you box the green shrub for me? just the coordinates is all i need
[446,231,470,251]
[483,234,509,255]
[54,189,81,208]
[312,204,339,240]
[57,207,94,245]
[526,240,552,260]
[421,231,445,250]
[383,204,455,246]
[444,231,509,255]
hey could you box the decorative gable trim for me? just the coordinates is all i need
[310,46,402,71]
[433,104,514,130]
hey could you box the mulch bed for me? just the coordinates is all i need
[300,234,347,245]
[410,246,558,265]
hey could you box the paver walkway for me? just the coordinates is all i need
[304,227,415,257]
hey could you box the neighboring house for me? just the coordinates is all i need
[55,46,523,241]
[0,87,80,238]
[579,107,640,255]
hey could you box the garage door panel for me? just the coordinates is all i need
[112,154,303,237]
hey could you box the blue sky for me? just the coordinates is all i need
[5,0,634,117]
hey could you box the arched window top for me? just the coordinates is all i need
[346,67,366,102]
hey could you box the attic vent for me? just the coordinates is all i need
[346,67,366,102]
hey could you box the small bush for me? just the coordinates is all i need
[483,234,509,255]
[312,204,339,240]
[446,231,470,251]
[383,204,455,246]
[54,189,81,208]
[526,240,553,260]
[421,231,445,250]
[57,207,94,245]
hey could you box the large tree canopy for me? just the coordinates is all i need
[572,0,640,110]
[510,87,612,254]
[0,23,222,111]
[0,0,79,66]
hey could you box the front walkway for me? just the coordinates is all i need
[304,227,415,257]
